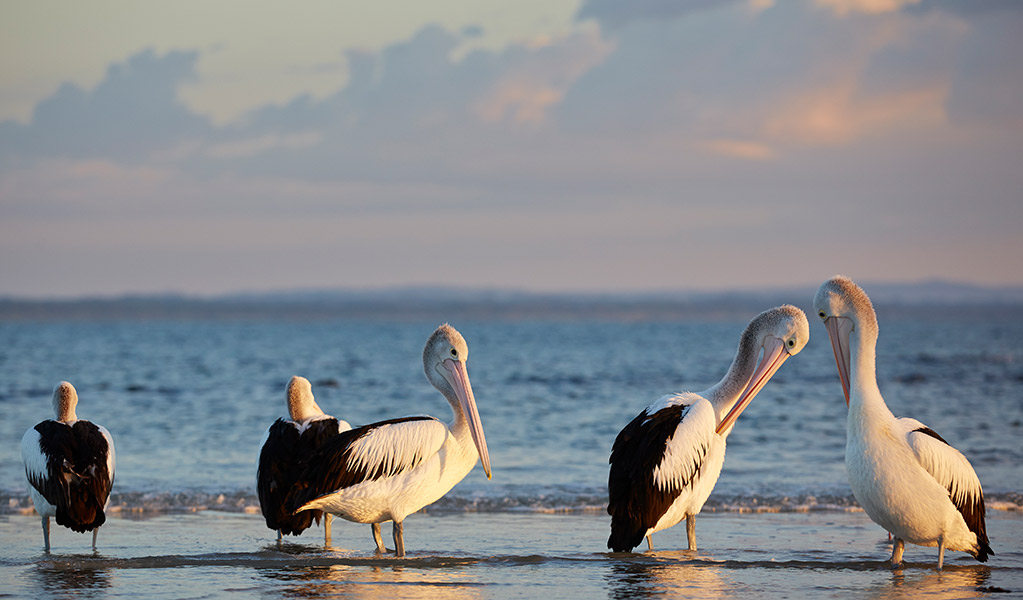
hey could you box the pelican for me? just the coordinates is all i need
[285,324,492,557]
[257,375,352,545]
[21,381,116,552]
[607,305,809,552]
[814,276,992,569]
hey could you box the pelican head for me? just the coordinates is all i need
[716,305,810,434]
[813,276,879,406]
[287,375,324,421]
[52,381,79,423]
[424,324,492,480]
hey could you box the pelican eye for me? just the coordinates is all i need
[818,311,826,319]
[787,339,795,348]
[450,348,458,357]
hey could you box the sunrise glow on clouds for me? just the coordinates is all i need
[1,1,1021,296]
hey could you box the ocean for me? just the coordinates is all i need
[1,311,1021,597]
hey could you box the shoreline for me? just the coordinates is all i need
[3,510,1020,599]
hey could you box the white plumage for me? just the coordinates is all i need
[344,417,447,480]
[286,324,491,557]
[650,398,720,495]
[645,396,726,539]
[608,306,810,552]
[815,276,991,569]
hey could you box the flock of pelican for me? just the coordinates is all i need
[21,277,993,569]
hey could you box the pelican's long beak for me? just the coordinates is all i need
[824,316,854,406]
[442,359,492,479]
[716,337,790,435]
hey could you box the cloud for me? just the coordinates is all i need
[5,8,1017,183]
[576,0,743,29]
[0,50,211,164]
[1,9,1022,295]
[942,9,1023,128]
[204,132,323,159]
[472,30,613,125]
[813,0,922,16]
[907,0,1023,18]
[705,139,775,160]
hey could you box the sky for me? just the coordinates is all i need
[1,0,1022,298]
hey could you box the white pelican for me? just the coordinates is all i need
[285,324,492,557]
[607,306,809,552]
[257,375,352,545]
[21,381,116,552]
[814,276,992,569]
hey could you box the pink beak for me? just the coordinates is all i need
[442,358,492,479]
[716,336,790,435]
[823,317,854,406]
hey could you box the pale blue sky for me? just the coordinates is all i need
[1,0,1021,297]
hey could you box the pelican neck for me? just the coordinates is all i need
[845,325,892,426]
[704,324,761,420]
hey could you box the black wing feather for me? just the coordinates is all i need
[30,420,113,533]
[257,417,344,535]
[607,403,696,552]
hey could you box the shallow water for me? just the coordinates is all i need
[1,511,1021,599]
[1,314,1021,596]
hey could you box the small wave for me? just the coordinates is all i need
[3,489,1020,516]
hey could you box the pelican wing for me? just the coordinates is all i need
[21,420,113,533]
[257,419,316,533]
[286,416,445,512]
[22,426,50,500]
[258,416,348,533]
[651,397,717,494]
[607,395,716,551]
[903,417,991,558]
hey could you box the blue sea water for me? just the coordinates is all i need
[1,311,1022,599]
[2,313,1020,514]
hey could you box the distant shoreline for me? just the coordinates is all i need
[3,283,1022,321]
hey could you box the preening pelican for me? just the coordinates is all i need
[607,306,809,552]
[257,375,351,545]
[285,324,492,557]
[21,382,116,552]
[814,276,992,569]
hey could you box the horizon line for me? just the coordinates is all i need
[3,277,1023,304]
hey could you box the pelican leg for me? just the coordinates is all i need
[372,523,387,553]
[686,515,697,551]
[937,536,945,570]
[891,537,905,567]
[393,521,405,558]
[646,535,654,551]
[276,529,283,547]
[324,514,333,546]
[41,516,50,553]
[92,527,98,551]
